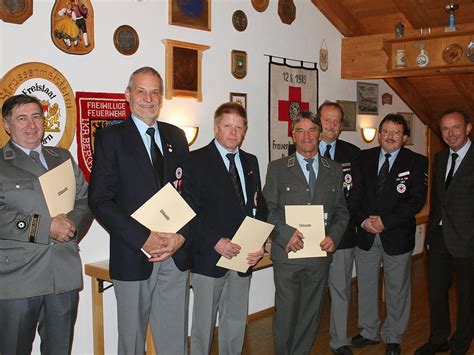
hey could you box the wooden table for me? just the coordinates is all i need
[84,256,272,355]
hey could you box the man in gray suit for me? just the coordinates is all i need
[415,109,473,355]
[0,94,93,355]
[263,111,349,355]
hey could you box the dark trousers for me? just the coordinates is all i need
[273,260,330,355]
[428,226,474,354]
[0,290,79,355]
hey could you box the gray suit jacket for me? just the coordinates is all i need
[0,141,93,300]
[263,154,349,265]
[428,142,474,258]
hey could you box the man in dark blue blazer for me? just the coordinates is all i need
[415,110,473,355]
[88,67,191,355]
[318,101,362,355]
[351,114,428,355]
[182,102,268,355]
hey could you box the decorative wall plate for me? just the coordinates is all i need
[251,0,269,12]
[467,41,474,62]
[443,43,463,64]
[0,0,33,24]
[113,25,139,55]
[232,10,247,32]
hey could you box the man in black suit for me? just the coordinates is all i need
[182,102,267,355]
[88,67,191,355]
[415,109,473,355]
[351,114,428,355]
[318,101,361,355]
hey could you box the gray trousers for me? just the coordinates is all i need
[113,258,189,355]
[328,248,355,349]
[191,271,251,355]
[0,290,79,355]
[273,260,330,355]
[355,235,412,344]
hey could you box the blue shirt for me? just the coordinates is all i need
[131,115,164,163]
[295,151,319,184]
[319,140,336,160]
[378,148,401,174]
[214,139,247,203]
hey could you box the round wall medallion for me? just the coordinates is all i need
[252,0,269,12]
[113,25,139,56]
[232,10,248,32]
[443,43,463,64]
[467,41,474,62]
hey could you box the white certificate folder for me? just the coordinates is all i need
[131,183,196,233]
[39,159,76,216]
[285,205,326,259]
[217,216,274,273]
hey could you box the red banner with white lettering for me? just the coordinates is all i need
[76,92,130,181]
[268,57,318,161]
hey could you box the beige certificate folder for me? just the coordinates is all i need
[39,159,76,216]
[217,216,274,273]
[285,205,326,259]
[131,182,196,233]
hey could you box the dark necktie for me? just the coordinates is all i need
[226,153,245,212]
[146,127,164,189]
[324,144,331,159]
[304,158,316,198]
[376,153,391,198]
[445,152,459,190]
[29,150,48,173]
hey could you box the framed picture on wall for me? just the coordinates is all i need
[229,92,247,110]
[169,0,211,31]
[398,112,414,145]
[357,82,378,115]
[337,100,357,131]
[161,39,210,101]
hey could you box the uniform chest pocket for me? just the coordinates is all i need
[1,180,34,192]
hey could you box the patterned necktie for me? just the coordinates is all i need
[324,144,331,159]
[376,153,391,198]
[304,158,316,198]
[445,152,459,190]
[146,127,164,189]
[29,150,48,173]
[226,153,245,212]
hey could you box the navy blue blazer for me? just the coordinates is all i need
[88,117,191,281]
[356,147,428,255]
[181,140,268,278]
[332,139,362,249]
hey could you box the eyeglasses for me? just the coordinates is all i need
[380,129,403,137]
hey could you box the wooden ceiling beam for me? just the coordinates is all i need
[310,0,368,37]
[450,74,474,113]
[384,77,439,134]
[392,0,432,29]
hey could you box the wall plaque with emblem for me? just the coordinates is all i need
[0,0,33,24]
[0,62,76,149]
[251,0,269,12]
[278,0,296,25]
[231,50,247,79]
[169,0,210,31]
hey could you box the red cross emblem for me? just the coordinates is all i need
[278,86,310,137]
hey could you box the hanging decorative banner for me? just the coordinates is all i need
[319,39,328,72]
[76,92,130,181]
[268,56,318,161]
[51,0,94,55]
[0,62,76,149]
